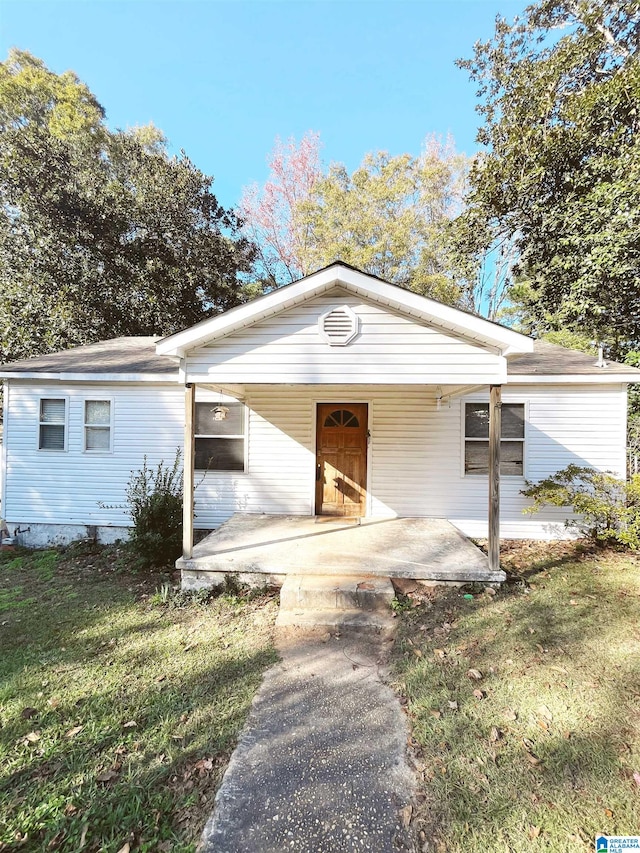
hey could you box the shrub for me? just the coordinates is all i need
[521,464,640,549]
[125,450,183,568]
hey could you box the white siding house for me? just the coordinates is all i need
[1,263,637,553]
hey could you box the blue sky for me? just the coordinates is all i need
[1,0,524,210]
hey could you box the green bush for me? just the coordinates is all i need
[521,464,640,549]
[125,450,183,568]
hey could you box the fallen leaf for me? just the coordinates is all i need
[122,720,137,729]
[65,726,83,739]
[24,731,40,743]
[448,700,459,711]
[47,831,64,849]
[538,705,553,721]
[489,726,502,743]
[528,825,541,839]
[526,752,542,766]
[569,599,578,606]
[399,804,412,827]
[79,823,89,846]
[473,689,485,700]
[413,648,423,658]
[604,808,614,818]
[430,709,442,719]
[537,719,549,731]
[504,709,518,721]
[116,844,130,853]
[47,697,61,708]
[633,770,640,788]
[96,769,119,783]
[20,707,38,719]
[467,668,483,681]
[433,648,445,659]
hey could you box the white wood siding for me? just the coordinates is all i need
[193,383,627,538]
[3,380,627,541]
[3,382,184,528]
[184,289,506,385]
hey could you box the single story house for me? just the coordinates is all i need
[1,262,638,575]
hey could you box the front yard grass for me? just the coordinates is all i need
[0,544,278,852]
[393,542,640,852]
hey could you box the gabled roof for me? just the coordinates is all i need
[509,340,640,376]
[0,337,178,381]
[156,262,534,357]
[1,335,639,383]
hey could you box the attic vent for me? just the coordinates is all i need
[318,305,358,346]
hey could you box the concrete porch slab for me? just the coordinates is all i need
[178,514,505,587]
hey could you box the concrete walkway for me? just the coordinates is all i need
[200,631,417,853]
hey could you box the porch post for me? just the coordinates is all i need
[183,383,195,560]
[488,384,501,572]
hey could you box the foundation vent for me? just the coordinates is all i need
[318,305,359,346]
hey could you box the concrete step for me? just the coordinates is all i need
[275,607,395,632]
[276,574,396,631]
[279,574,395,613]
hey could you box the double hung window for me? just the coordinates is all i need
[39,399,67,450]
[195,402,245,471]
[84,400,112,452]
[464,402,525,476]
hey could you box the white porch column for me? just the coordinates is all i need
[183,383,195,559]
[488,384,501,572]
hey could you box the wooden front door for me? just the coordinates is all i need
[315,403,368,517]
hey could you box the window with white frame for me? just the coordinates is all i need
[39,398,67,450]
[464,402,525,476]
[84,400,112,451]
[194,402,245,471]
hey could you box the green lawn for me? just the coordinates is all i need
[392,542,640,852]
[0,544,278,853]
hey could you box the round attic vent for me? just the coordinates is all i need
[318,305,358,346]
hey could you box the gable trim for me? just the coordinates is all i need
[156,265,533,357]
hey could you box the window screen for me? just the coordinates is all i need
[464,403,525,476]
[85,400,111,451]
[194,402,245,471]
[39,399,66,450]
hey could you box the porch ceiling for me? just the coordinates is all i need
[177,514,505,584]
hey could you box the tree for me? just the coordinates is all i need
[297,137,471,303]
[0,50,255,364]
[240,133,473,304]
[458,1,640,356]
[238,131,322,287]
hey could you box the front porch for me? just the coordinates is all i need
[178,513,505,590]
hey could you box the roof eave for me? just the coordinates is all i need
[506,373,640,383]
[0,371,179,382]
